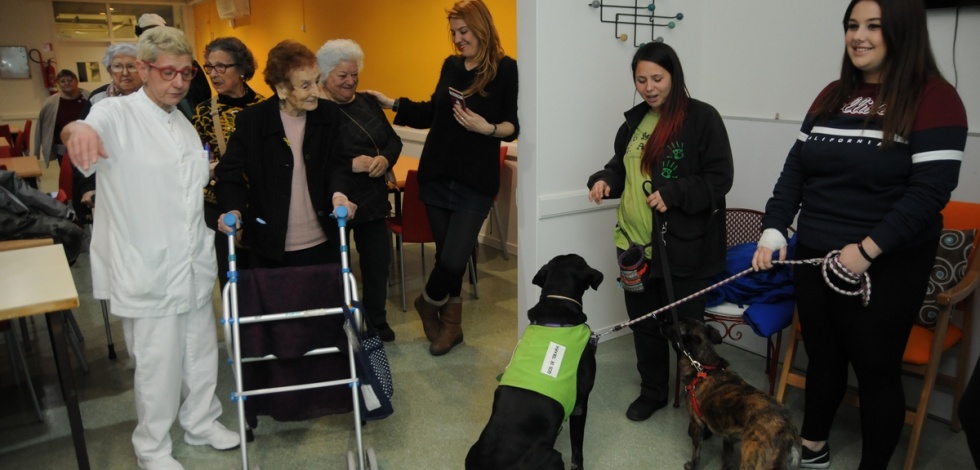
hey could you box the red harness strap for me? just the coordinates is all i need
[685,365,723,420]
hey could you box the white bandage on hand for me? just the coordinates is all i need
[758,228,788,252]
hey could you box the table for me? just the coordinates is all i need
[0,156,42,179]
[0,244,89,469]
[389,156,420,217]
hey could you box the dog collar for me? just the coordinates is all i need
[545,295,582,308]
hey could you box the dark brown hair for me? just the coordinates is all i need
[447,0,505,97]
[263,40,317,93]
[632,42,690,177]
[811,0,942,146]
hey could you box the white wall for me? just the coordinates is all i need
[518,0,980,418]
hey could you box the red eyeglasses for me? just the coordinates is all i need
[147,63,199,81]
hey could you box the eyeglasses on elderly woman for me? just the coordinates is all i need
[147,63,199,81]
[203,62,238,74]
[110,63,139,74]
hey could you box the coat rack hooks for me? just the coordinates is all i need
[588,0,684,47]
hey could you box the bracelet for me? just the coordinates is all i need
[487,123,497,136]
[391,99,399,113]
[857,242,875,262]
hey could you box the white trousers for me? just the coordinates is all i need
[122,303,223,461]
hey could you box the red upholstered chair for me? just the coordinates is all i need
[776,200,980,470]
[386,170,477,311]
[0,124,12,147]
[0,146,11,158]
[12,119,32,156]
[58,152,74,201]
[486,145,510,260]
[386,170,436,312]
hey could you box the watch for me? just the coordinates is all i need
[391,99,400,113]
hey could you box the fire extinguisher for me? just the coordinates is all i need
[43,59,58,95]
[29,48,59,95]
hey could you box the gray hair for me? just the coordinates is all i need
[316,39,364,81]
[102,43,139,68]
[137,26,193,63]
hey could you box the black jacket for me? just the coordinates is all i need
[394,55,519,198]
[587,99,734,279]
[215,97,350,261]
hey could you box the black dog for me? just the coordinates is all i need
[667,319,801,470]
[466,254,603,470]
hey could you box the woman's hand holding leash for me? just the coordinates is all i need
[646,189,668,213]
[752,228,788,271]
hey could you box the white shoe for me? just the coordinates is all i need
[183,422,241,450]
[137,455,185,470]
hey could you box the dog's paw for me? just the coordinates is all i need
[684,461,697,470]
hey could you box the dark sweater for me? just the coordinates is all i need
[761,77,967,253]
[335,92,402,225]
[214,97,350,261]
[394,55,519,198]
[588,99,734,279]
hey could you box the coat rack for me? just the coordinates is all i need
[587,0,684,46]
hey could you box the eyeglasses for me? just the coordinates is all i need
[147,63,198,81]
[109,63,138,74]
[203,62,238,74]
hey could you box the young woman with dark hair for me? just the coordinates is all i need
[752,1,967,467]
[587,41,734,422]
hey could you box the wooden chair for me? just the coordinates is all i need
[775,200,980,470]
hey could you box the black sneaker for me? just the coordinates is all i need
[801,443,830,469]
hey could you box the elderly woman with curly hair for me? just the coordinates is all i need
[215,40,355,269]
[192,37,265,282]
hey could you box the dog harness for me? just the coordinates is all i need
[685,365,723,420]
[499,324,591,421]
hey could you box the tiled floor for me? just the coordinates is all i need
[0,165,973,469]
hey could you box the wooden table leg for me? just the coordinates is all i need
[46,310,90,470]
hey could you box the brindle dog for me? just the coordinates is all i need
[667,319,801,470]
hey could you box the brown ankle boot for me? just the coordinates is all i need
[414,294,441,342]
[430,301,463,356]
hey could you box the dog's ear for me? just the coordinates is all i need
[532,263,550,287]
[588,267,604,290]
[706,323,723,345]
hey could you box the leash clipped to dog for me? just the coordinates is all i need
[595,248,872,340]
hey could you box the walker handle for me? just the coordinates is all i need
[223,213,239,237]
[333,205,348,228]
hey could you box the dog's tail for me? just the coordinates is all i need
[788,446,801,469]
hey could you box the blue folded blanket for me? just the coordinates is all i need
[704,235,797,337]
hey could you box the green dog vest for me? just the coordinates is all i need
[499,324,591,420]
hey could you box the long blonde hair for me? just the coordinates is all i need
[447,0,505,97]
